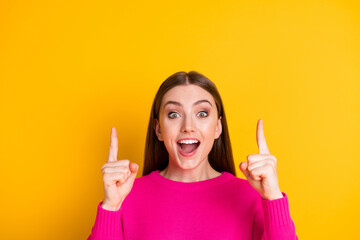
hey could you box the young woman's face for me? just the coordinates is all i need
[155,84,222,170]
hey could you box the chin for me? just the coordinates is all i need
[176,158,202,170]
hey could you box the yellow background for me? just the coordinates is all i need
[1,0,359,239]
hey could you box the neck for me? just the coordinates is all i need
[159,160,221,182]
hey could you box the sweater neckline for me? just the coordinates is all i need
[149,169,233,190]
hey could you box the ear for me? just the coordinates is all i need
[215,116,222,139]
[154,119,163,141]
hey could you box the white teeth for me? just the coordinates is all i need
[178,139,199,144]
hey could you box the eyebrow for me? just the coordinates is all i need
[164,99,213,108]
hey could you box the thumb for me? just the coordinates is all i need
[129,162,139,179]
[239,162,250,179]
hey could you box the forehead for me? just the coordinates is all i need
[161,85,215,107]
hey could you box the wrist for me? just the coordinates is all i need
[101,201,122,211]
[262,191,283,200]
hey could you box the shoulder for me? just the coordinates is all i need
[129,170,162,193]
[121,172,154,204]
[133,172,153,188]
[224,173,262,200]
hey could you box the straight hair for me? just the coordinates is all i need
[142,71,236,177]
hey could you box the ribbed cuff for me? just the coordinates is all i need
[261,192,292,228]
[90,201,122,239]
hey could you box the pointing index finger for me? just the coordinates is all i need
[256,119,270,155]
[107,127,118,163]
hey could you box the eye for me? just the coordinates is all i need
[168,112,180,119]
[197,111,208,118]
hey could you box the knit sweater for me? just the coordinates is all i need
[88,170,298,240]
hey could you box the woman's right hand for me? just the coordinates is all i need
[100,127,139,211]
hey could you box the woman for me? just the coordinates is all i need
[88,71,298,240]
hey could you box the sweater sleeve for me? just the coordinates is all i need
[87,202,123,240]
[252,192,298,240]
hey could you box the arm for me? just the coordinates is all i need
[88,127,138,240]
[239,120,298,239]
[87,202,123,240]
[252,192,298,240]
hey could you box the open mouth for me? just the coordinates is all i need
[177,139,200,157]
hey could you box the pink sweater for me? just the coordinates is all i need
[88,170,298,240]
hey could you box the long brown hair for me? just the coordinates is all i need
[142,71,236,176]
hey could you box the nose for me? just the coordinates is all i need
[181,115,196,133]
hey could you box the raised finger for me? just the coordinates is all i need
[107,127,118,163]
[257,119,270,155]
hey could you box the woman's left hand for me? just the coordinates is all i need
[239,119,283,200]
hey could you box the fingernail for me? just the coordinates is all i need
[112,127,117,137]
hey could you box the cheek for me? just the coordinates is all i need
[199,118,218,135]
[161,120,179,140]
